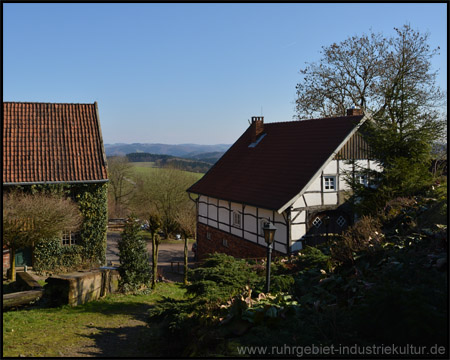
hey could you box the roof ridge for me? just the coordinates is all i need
[264,114,363,125]
[4,101,96,105]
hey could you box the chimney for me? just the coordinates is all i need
[251,116,264,143]
[346,108,363,116]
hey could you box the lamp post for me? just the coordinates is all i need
[263,222,277,293]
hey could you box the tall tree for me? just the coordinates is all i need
[175,202,197,285]
[296,25,446,214]
[107,156,135,218]
[132,167,198,236]
[147,213,162,289]
[3,191,82,280]
[118,216,152,292]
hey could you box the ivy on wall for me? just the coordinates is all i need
[10,182,108,272]
[33,238,85,273]
[73,183,108,266]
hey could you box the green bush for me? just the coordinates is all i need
[118,216,152,293]
[33,238,86,274]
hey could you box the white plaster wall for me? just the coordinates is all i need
[323,192,338,205]
[291,223,306,241]
[303,192,321,206]
[199,196,207,217]
[230,226,242,237]
[208,198,217,221]
[339,161,354,173]
[323,160,338,174]
[292,196,306,209]
[244,206,257,233]
[273,212,287,245]
[198,195,208,224]
[291,210,306,223]
[370,160,383,172]
[306,176,321,192]
[218,199,229,231]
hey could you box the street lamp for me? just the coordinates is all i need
[263,221,277,293]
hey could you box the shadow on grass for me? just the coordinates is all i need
[76,323,161,357]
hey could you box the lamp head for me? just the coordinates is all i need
[263,222,277,245]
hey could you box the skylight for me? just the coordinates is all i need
[248,133,266,148]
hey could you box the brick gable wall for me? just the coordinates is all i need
[196,223,283,261]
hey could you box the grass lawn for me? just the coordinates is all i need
[3,283,187,357]
[129,163,204,181]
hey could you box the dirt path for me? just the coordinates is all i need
[107,231,195,282]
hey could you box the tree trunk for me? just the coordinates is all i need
[155,242,159,282]
[151,233,156,289]
[9,247,16,281]
[184,236,188,285]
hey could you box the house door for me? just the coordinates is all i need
[15,247,32,267]
[305,210,350,246]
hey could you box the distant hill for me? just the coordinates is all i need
[185,151,226,164]
[104,143,230,157]
[108,152,214,173]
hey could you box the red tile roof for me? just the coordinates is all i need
[3,102,108,184]
[187,115,365,212]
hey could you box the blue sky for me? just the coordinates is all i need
[3,3,447,144]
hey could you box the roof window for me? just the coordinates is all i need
[248,133,266,148]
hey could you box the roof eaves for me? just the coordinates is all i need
[276,115,368,214]
[3,179,109,186]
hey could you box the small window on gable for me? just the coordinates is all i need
[233,211,241,228]
[324,176,336,191]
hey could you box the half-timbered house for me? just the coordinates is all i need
[187,109,381,260]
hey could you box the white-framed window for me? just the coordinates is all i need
[222,238,229,247]
[323,176,336,190]
[312,217,322,228]
[62,231,79,246]
[233,211,241,228]
[336,216,346,227]
[355,174,368,187]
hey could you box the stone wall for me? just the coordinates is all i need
[44,267,120,306]
[197,223,283,261]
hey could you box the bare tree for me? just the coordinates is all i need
[107,156,135,218]
[132,167,198,237]
[295,25,445,123]
[175,202,197,285]
[147,213,162,289]
[3,191,82,280]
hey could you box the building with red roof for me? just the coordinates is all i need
[187,109,380,260]
[3,102,109,272]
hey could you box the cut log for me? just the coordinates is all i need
[3,290,44,309]
[16,271,42,290]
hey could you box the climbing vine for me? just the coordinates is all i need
[10,182,108,272]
